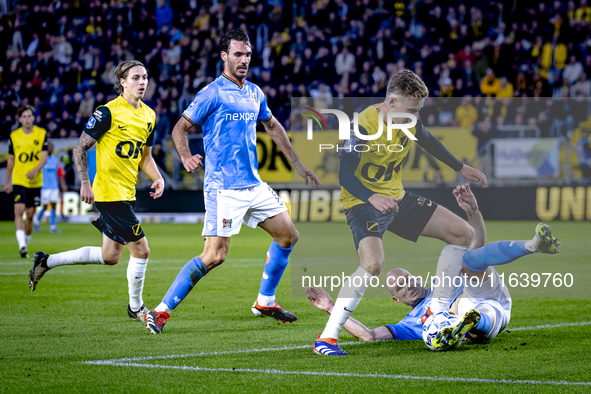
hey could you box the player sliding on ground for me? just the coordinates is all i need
[29,60,165,322]
[314,70,488,355]
[307,184,560,354]
[145,29,320,334]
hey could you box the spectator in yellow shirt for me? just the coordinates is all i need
[497,77,514,97]
[481,68,500,97]
[455,97,478,129]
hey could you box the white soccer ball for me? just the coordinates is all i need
[422,311,459,351]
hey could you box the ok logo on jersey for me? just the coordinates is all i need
[18,151,41,163]
[360,160,403,182]
[116,141,145,159]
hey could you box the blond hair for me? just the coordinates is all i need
[386,70,429,99]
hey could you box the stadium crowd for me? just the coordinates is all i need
[1,0,591,144]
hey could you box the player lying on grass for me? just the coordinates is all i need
[307,185,560,355]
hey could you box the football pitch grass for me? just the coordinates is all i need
[1,220,590,393]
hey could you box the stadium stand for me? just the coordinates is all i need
[1,0,591,181]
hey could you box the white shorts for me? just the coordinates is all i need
[458,268,512,340]
[41,189,60,205]
[202,182,287,237]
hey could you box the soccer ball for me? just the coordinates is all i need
[422,311,459,351]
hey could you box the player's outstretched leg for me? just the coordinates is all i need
[315,266,374,356]
[463,223,560,272]
[28,247,105,291]
[252,241,297,323]
[433,309,481,350]
[148,256,209,334]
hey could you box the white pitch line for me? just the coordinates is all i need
[85,319,591,364]
[84,342,363,364]
[507,321,591,331]
[85,361,591,386]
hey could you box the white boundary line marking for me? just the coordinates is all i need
[81,321,591,386]
[508,321,591,331]
[84,362,591,386]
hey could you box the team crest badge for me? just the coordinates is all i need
[222,218,233,229]
[132,223,142,236]
[367,221,379,232]
[228,95,234,102]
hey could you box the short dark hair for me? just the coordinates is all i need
[17,105,35,118]
[114,60,146,94]
[220,29,251,54]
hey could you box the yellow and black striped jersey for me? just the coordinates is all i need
[83,95,156,202]
[8,126,48,188]
[339,105,463,209]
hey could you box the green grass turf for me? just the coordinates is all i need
[1,220,591,393]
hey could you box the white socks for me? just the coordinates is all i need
[25,234,31,246]
[257,293,276,307]
[155,302,172,314]
[429,244,468,314]
[16,230,26,249]
[321,267,373,340]
[127,257,148,311]
[47,246,104,268]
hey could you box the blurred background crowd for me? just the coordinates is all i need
[1,0,591,173]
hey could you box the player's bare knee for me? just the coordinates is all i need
[459,224,475,246]
[290,228,300,247]
[449,222,474,246]
[103,256,120,265]
[363,260,384,276]
[136,248,150,259]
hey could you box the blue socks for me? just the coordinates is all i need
[37,209,45,222]
[37,209,56,227]
[463,241,530,272]
[162,256,209,310]
[259,241,293,297]
[473,311,493,336]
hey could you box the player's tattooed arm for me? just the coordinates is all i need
[73,132,97,182]
[172,116,202,172]
[74,132,97,204]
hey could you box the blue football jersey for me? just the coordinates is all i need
[42,156,59,190]
[386,281,465,341]
[182,73,273,191]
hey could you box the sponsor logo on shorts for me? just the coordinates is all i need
[417,197,432,207]
[15,195,21,203]
[367,221,379,232]
[222,218,233,229]
[132,223,142,236]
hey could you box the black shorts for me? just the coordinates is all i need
[345,192,438,250]
[13,185,41,208]
[92,201,145,245]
